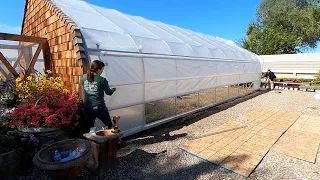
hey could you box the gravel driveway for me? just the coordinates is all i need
[17,90,320,180]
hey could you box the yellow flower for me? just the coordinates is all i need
[63,89,69,93]
[2,122,7,126]
[55,77,62,81]
[27,76,32,81]
[49,77,54,81]
[42,74,47,78]
[38,85,44,91]
[18,94,24,98]
[16,83,22,91]
[58,83,63,88]
[46,70,52,74]
[15,77,22,82]
[10,125,15,129]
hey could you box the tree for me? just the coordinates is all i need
[241,0,320,55]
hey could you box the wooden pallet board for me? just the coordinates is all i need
[272,115,320,163]
[289,115,320,134]
[181,108,301,177]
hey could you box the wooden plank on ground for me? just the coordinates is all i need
[272,130,320,163]
[180,108,301,177]
[272,115,320,163]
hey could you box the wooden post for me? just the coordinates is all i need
[0,51,19,78]
[0,33,47,44]
[83,132,122,175]
[0,33,51,77]
[26,44,43,75]
[12,52,24,69]
[42,42,52,72]
[0,44,23,49]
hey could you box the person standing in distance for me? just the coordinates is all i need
[81,60,116,132]
[265,68,276,90]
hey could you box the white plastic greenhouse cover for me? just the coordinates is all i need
[52,0,260,61]
[52,0,261,135]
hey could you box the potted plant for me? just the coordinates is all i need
[1,115,40,160]
[8,71,82,146]
[0,119,21,178]
[0,75,22,114]
[0,132,20,178]
[19,132,40,169]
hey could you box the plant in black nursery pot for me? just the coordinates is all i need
[0,130,20,154]
[0,126,21,177]
[18,133,40,169]
[0,118,39,171]
[0,76,21,110]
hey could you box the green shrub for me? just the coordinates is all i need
[299,84,320,90]
[275,78,313,83]
[311,70,320,85]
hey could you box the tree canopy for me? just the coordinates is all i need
[241,0,320,55]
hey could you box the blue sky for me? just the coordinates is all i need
[0,0,319,52]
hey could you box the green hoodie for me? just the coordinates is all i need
[81,74,115,106]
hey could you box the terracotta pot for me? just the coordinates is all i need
[0,150,19,179]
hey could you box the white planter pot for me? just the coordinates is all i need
[19,127,60,133]
[19,127,69,147]
[294,88,298,91]
[290,88,294,90]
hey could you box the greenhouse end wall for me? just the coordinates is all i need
[91,52,261,137]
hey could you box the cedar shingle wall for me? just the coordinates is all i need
[22,0,82,92]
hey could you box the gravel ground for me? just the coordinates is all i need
[16,90,320,180]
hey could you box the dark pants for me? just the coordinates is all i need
[83,103,113,132]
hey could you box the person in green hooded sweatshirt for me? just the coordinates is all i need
[81,60,116,132]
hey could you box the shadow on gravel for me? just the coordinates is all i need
[83,149,253,179]
[123,90,269,146]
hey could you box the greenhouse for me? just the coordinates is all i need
[4,1,320,179]
[46,0,261,136]
[0,0,262,137]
